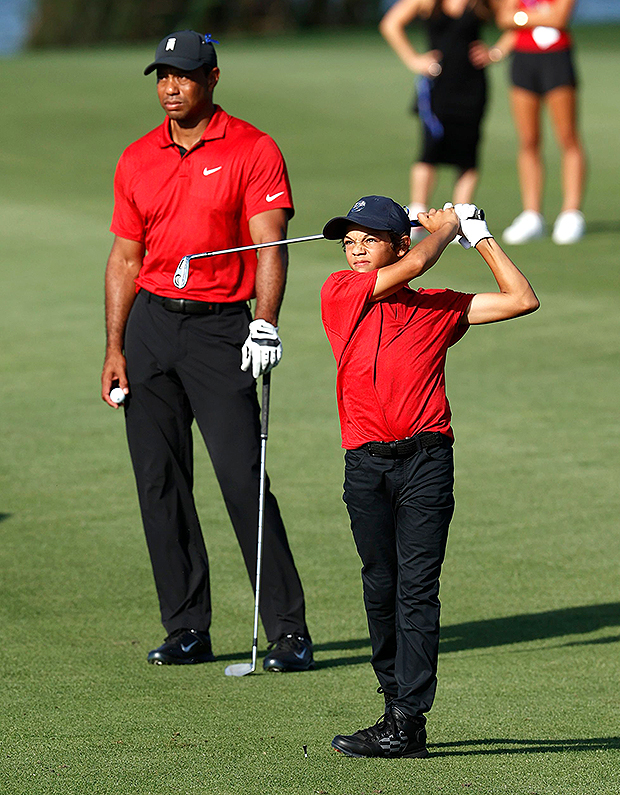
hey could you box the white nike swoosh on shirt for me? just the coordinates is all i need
[203,166,222,176]
[266,191,284,202]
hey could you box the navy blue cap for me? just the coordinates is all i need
[323,196,411,240]
[144,30,218,75]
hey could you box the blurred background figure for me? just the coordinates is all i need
[497,0,586,245]
[380,0,504,227]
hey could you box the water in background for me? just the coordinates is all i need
[0,0,33,55]
[574,0,620,22]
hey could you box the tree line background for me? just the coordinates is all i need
[30,0,388,47]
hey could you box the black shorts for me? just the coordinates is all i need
[419,115,483,171]
[510,49,577,95]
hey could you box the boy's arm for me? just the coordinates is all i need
[372,207,458,301]
[464,238,540,324]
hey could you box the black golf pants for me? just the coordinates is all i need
[123,290,308,643]
[343,443,454,718]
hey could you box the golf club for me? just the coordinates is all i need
[225,370,271,678]
[173,209,485,289]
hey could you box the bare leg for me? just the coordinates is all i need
[547,86,586,212]
[410,162,436,208]
[510,87,543,213]
[452,167,478,204]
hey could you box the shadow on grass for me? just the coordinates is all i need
[583,220,620,235]
[0,513,11,523]
[440,602,620,653]
[429,736,620,757]
[310,602,620,669]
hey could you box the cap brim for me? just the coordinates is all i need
[322,216,353,240]
[144,56,205,75]
[323,215,402,240]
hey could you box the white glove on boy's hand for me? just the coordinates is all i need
[453,202,493,249]
[241,319,282,379]
[442,202,469,248]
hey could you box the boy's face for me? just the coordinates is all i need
[342,224,410,273]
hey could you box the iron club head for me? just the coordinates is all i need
[224,662,255,677]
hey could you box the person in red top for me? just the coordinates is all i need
[494,0,586,244]
[320,195,538,758]
[101,30,313,672]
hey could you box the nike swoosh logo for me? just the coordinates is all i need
[266,191,284,203]
[203,166,222,176]
[294,650,307,660]
[181,640,199,652]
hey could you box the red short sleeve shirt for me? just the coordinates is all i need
[110,106,294,302]
[321,270,474,449]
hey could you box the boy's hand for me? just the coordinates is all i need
[417,206,459,238]
[453,203,493,249]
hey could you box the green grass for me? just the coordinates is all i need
[1,26,620,795]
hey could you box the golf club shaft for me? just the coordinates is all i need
[188,234,324,262]
[183,209,484,262]
[250,370,271,671]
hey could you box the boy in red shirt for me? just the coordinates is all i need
[321,196,538,758]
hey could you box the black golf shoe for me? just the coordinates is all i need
[332,705,428,759]
[377,686,397,709]
[262,633,315,672]
[147,628,215,665]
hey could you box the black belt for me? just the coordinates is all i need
[363,432,452,459]
[144,290,247,315]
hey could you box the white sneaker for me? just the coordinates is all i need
[552,210,585,245]
[502,211,545,245]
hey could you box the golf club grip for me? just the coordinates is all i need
[261,371,271,437]
[410,208,485,227]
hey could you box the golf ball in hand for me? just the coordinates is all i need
[110,387,126,404]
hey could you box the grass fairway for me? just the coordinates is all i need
[1,26,620,795]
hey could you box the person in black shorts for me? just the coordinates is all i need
[380,0,502,226]
[496,0,586,244]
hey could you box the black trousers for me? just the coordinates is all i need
[343,443,455,718]
[123,290,308,643]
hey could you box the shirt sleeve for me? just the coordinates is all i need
[110,150,145,243]
[321,270,378,360]
[424,288,474,347]
[243,135,294,221]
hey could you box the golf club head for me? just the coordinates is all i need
[224,662,255,677]
[173,256,190,289]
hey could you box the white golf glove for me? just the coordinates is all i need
[241,319,282,379]
[451,202,493,249]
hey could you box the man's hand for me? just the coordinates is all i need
[240,319,282,379]
[102,350,129,408]
[444,202,493,249]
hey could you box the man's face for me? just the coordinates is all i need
[342,224,409,273]
[156,66,219,123]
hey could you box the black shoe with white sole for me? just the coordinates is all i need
[147,628,215,665]
[262,633,315,672]
[332,705,428,759]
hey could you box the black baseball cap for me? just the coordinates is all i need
[323,195,411,240]
[144,30,218,75]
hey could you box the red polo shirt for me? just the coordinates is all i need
[110,106,294,302]
[321,270,473,449]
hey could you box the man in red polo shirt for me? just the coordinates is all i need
[321,196,539,757]
[101,30,312,672]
